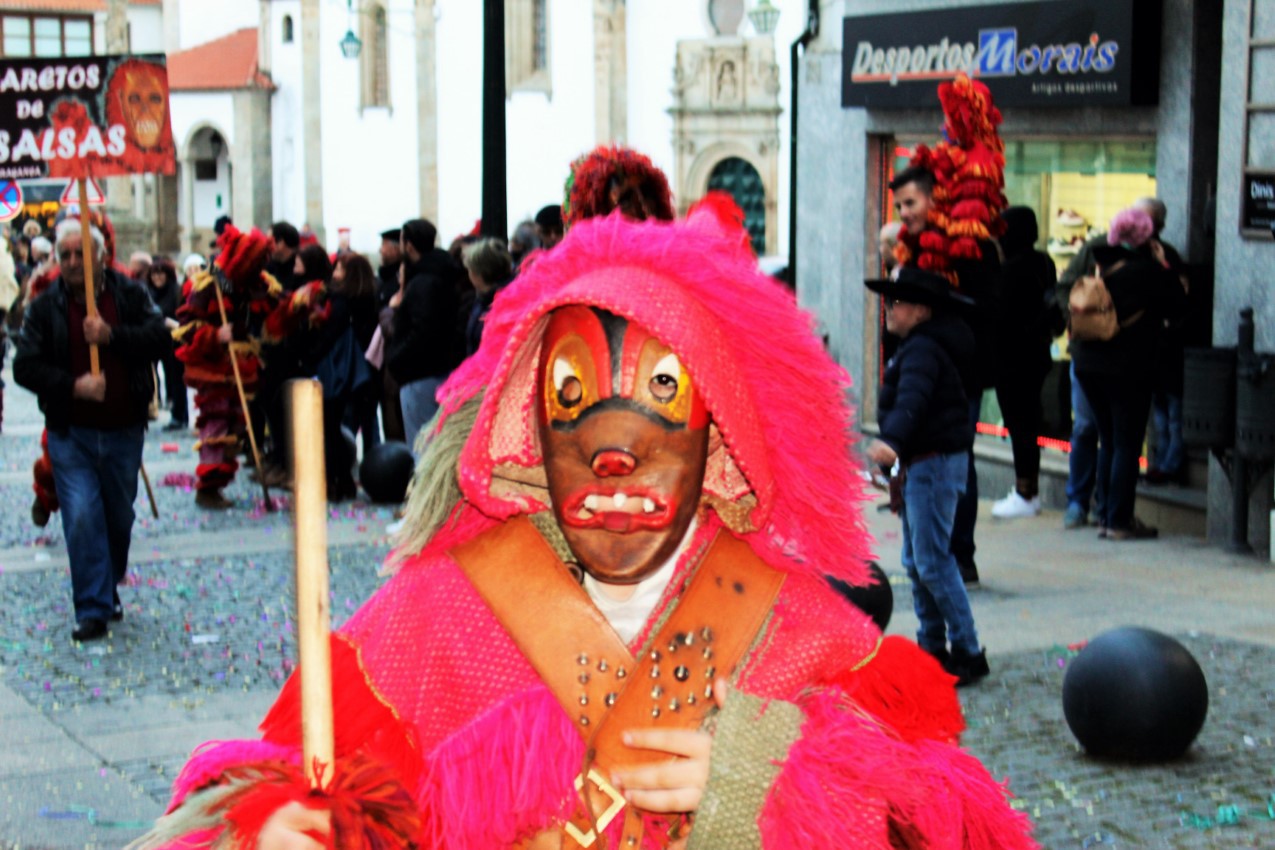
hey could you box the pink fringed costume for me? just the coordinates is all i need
[136,207,1037,850]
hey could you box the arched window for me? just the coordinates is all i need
[505,0,551,96]
[707,157,766,255]
[281,14,293,44]
[360,3,389,108]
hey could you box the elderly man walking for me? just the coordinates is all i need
[14,220,170,642]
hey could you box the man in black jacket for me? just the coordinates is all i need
[864,267,989,686]
[385,218,463,447]
[266,221,301,292]
[376,227,403,307]
[890,166,1001,585]
[13,220,170,642]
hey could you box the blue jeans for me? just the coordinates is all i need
[901,452,981,657]
[1066,361,1102,516]
[1151,392,1183,474]
[399,376,444,452]
[1078,372,1153,531]
[46,425,144,623]
[950,396,980,567]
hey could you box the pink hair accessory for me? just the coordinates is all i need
[1107,207,1155,248]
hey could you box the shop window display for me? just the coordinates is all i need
[884,139,1157,444]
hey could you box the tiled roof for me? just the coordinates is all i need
[0,1,107,11]
[168,27,273,92]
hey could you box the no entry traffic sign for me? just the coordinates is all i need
[0,179,21,221]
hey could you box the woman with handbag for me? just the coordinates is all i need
[1070,208,1186,540]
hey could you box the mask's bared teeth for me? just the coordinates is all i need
[583,494,600,512]
[643,497,656,514]
[612,492,628,509]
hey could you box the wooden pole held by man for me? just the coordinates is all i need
[290,378,334,789]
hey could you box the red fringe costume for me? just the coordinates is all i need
[173,227,279,498]
[895,73,1009,282]
[136,205,1037,849]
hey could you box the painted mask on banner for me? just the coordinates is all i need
[538,306,710,585]
[114,62,168,149]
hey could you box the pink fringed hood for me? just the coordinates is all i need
[437,207,873,585]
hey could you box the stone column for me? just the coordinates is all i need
[301,0,326,243]
[161,0,181,54]
[104,0,147,251]
[233,90,273,233]
[258,0,273,76]
[593,0,627,145]
[416,0,439,221]
[180,159,195,257]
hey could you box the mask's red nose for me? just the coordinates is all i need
[591,449,636,477]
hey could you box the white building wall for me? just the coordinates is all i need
[270,0,305,230]
[627,1,805,257]
[318,0,422,253]
[161,0,808,254]
[502,0,596,230]
[127,6,166,54]
[178,0,258,52]
[169,92,236,228]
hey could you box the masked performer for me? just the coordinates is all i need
[173,226,278,510]
[134,202,1036,850]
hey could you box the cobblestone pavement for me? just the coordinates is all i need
[1,372,1273,849]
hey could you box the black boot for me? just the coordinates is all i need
[945,647,990,687]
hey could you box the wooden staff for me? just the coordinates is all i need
[78,178,99,376]
[290,378,333,790]
[211,280,274,511]
[139,461,159,519]
[78,178,160,520]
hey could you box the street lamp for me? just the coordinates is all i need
[339,28,362,59]
[339,0,361,59]
[748,0,780,36]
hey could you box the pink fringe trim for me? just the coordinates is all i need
[761,690,1037,849]
[415,686,582,848]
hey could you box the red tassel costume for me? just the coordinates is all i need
[135,203,1037,850]
[896,73,1008,280]
[173,227,278,500]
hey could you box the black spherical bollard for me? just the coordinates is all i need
[358,441,416,504]
[1062,626,1208,761]
[826,561,893,631]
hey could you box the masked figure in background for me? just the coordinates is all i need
[173,226,278,510]
[132,201,1036,850]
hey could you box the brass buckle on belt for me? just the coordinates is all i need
[563,768,626,847]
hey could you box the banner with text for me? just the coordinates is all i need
[841,0,1161,109]
[0,53,175,180]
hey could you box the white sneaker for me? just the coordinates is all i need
[992,490,1041,519]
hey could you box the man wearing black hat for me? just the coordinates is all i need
[865,267,989,687]
[890,166,1001,586]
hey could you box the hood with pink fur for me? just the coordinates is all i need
[435,206,873,586]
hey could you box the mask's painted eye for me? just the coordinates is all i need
[553,357,583,407]
[649,353,680,403]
